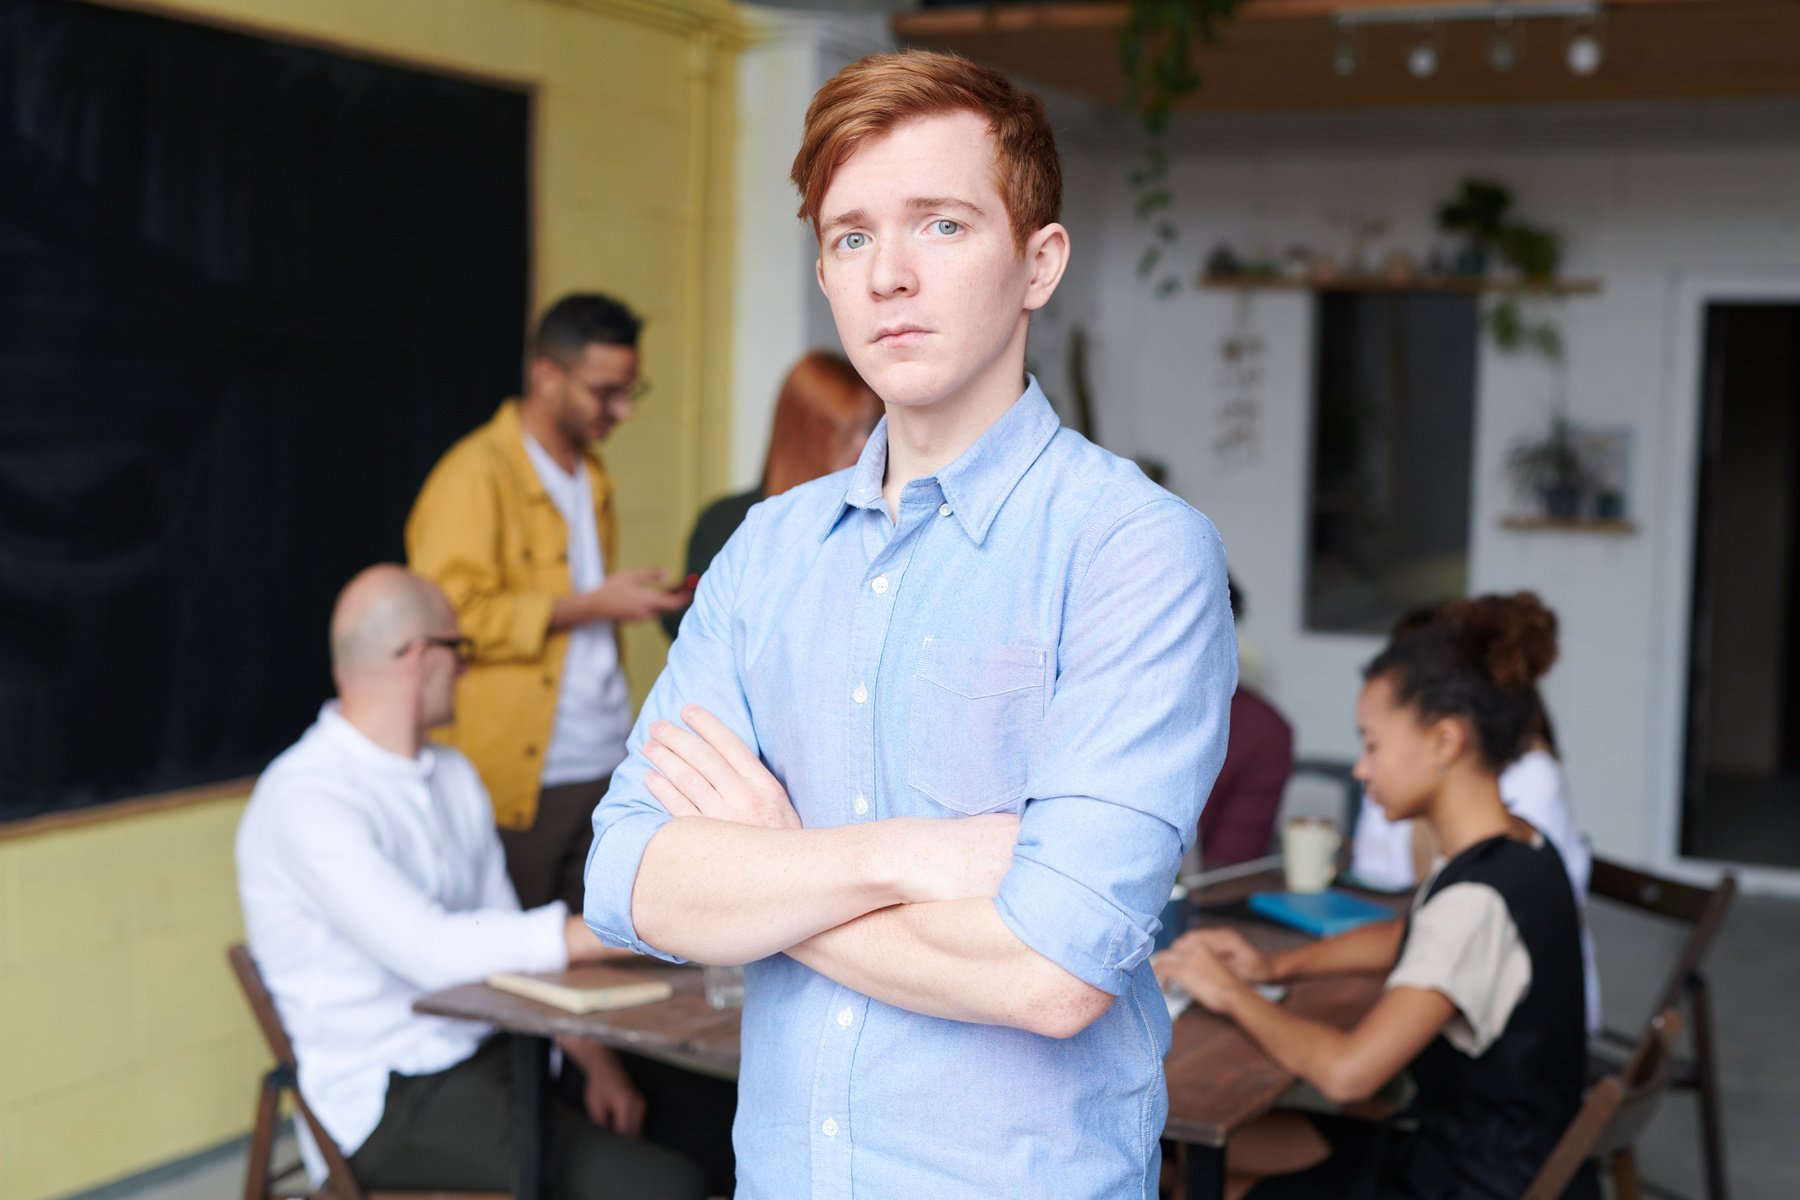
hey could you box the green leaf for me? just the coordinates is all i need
[1137,244,1163,278]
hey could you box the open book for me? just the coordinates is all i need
[487,967,674,1014]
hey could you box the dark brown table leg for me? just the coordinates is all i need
[511,1033,551,1200]
[1185,1141,1226,1200]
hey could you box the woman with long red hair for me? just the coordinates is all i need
[662,351,880,638]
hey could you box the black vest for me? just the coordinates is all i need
[1395,834,1597,1200]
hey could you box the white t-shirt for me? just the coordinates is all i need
[522,434,633,785]
[1351,749,1601,1033]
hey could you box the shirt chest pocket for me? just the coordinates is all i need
[906,637,1048,815]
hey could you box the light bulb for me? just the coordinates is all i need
[1567,31,1601,75]
[1488,22,1518,73]
[1408,41,1439,78]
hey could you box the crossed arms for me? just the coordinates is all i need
[584,498,1237,1040]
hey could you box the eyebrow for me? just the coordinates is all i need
[818,196,989,236]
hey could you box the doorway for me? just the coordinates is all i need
[1681,302,1800,866]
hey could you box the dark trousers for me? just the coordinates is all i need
[501,776,607,913]
[349,1038,707,1200]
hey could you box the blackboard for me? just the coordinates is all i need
[1,0,530,820]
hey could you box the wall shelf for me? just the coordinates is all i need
[1197,274,1603,296]
[1500,515,1638,535]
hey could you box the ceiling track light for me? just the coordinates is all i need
[1566,15,1604,75]
[1332,20,1360,77]
[1331,0,1603,78]
[1408,19,1439,78]
[1488,11,1520,73]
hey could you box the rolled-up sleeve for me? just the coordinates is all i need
[994,500,1235,996]
[584,504,765,961]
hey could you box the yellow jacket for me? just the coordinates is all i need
[405,401,620,829]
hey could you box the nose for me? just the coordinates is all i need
[869,234,916,298]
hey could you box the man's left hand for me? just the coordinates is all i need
[643,705,801,830]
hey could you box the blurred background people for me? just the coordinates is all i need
[662,349,880,639]
[235,565,706,1199]
[1156,606,1596,1200]
[1349,592,1599,1033]
[407,293,689,912]
[1194,576,1297,867]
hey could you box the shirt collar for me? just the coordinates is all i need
[316,701,437,781]
[818,375,1061,546]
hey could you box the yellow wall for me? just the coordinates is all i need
[2,1,741,1195]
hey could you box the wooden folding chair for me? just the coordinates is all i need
[1524,1008,1684,1200]
[1586,859,1737,1200]
[227,944,510,1200]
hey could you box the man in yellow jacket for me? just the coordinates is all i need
[407,294,690,912]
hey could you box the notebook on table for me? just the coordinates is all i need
[487,966,674,1014]
[1248,889,1395,938]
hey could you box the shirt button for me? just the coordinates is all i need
[837,1006,854,1028]
[821,1117,839,1138]
[939,503,952,516]
[871,575,889,594]
[853,794,869,816]
[852,684,868,705]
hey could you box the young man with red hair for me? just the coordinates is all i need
[587,50,1236,1197]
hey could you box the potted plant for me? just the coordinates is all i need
[1436,179,1512,276]
[1506,416,1593,518]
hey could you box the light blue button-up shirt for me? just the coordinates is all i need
[587,378,1235,1199]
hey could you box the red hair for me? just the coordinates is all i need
[790,49,1061,255]
[762,352,882,496]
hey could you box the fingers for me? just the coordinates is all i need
[643,769,704,818]
[680,706,765,778]
[649,719,740,795]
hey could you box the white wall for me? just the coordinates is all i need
[729,8,890,491]
[1066,111,1800,877]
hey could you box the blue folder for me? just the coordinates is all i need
[1248,889,1395,938]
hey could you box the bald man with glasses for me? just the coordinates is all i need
[235,565,706,1199]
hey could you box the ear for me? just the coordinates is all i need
[815,254,827,297]
[526,355,563,398]
[1428,716,1473,771]
[1021,222,1071,313]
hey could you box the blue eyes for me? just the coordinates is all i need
[835,220,963,251]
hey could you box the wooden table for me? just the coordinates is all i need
[415,960,735,1200]
[1165,871,1404,1200]
[416,875,1403,1200]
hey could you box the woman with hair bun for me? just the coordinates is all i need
[1350,592,1599,1032]
[1154,612,1598,1200]
[662,351,881,639]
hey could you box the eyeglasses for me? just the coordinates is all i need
[395,635,476,665]
[594,379,651,407]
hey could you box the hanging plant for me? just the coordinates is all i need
[1119,0,1244,298]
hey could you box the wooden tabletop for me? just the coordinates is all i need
[414,960,742,1066]
[414,871,1407,1149]
[1164,870,1406,1147]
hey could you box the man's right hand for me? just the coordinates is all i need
[555,568,690,628]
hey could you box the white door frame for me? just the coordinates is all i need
[1649,267,1800,896]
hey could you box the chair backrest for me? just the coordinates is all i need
[226,944,368,1200]
[1522,1008,1683,1199]
[1588,858,1737,1014]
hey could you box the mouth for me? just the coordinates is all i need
[873,325,930,348]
